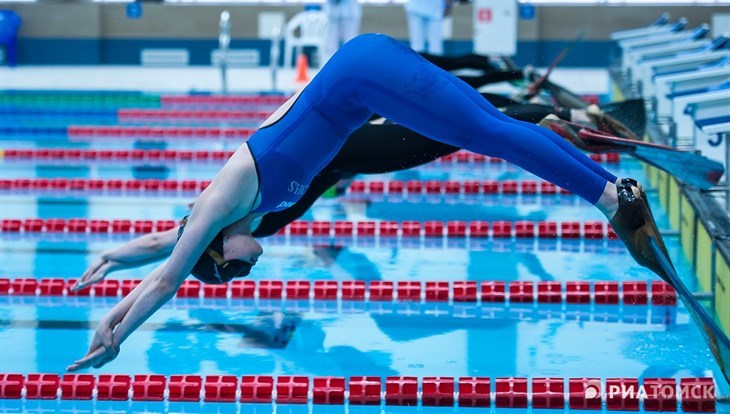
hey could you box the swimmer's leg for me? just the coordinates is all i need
[480,93,572,123]
[481,93,519,107]
[420,52,499,73]
[443,71,618,184]
[457,71,524,89]
[499,104,572,124]
[316,33,614,204]
[329,124,458,174]
[316,34,672,285]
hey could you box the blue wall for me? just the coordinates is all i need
[10,38,614,67]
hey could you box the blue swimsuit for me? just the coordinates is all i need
[247,34,615,213]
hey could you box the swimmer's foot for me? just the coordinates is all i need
[586,104,641,141]
[465,53,495,71]
[539,115,635,154]
[569,108,592,125]
[523,65,537,82]
[538,114,585,147]
[609,178,675,284]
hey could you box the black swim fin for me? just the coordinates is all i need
[648,237,730,386]
[540,116,725,190]
[577,128,725,190]
[541,78,589,109]
[525,32,585,99]
[601,99,647,139]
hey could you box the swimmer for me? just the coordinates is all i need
[71,97,625,287]
[418,51,527,89]
[427,49,647,137]
[421,53,642,133]
[420,51,501,73]
[67,34,671,371]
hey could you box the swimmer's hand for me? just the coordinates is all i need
[66,318,120,371]
[71,256,120,292]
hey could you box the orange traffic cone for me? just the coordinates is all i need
[295,52,310,84]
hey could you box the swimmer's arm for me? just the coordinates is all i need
[112,212,224,346]
[226,216,256,235]
[102,264,163,326]
[113,150,257,347]
[67,211,226,371]
[101,229,177,264]
[72,229,178,291]
[66,263,163,371]
[68,149,258,370]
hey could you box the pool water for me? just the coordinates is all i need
[0,93,727,413]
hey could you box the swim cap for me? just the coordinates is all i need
[177,216,252,284]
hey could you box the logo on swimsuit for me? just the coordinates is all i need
[276,201,296,209]
[287,181,309,196]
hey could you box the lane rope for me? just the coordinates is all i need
[1,177,608,198]
[0,374,717,411]
[1,148,620,164]
[0,278,677,306]
[0,219,621,239]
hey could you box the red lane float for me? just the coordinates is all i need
[458,377,490,407]
[0,218,620,239]
[349,376,381,405]
[0,277,677,306]
[0,374,716,411]
[570,378,602,410]
[60,374,95,400]
[606,378,639,410]
[159,95,290,106]
[24,374,59,400]
[533,377,565,409]
[422,377,454,406]
[287,220,619,239]
[240,376,274,403]
[1,218,183,234]
[97,375,131,400]
[350,179,583,196]
[65,126,256,139]
[117,109,273,121]
[169,375,202,402]
[435,152,619,164]
[3,148,620,164]
[2,148,235,162]
[312,377,345,405]
[645,378,678,411]
[2,177,610,199]
[132,375,166,401]
[386,376,418,406]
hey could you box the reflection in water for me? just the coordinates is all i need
[312,242,554,378]
[147,310,301,374]
[0,294,683,378]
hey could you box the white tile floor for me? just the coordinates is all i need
[0,65,610,95]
